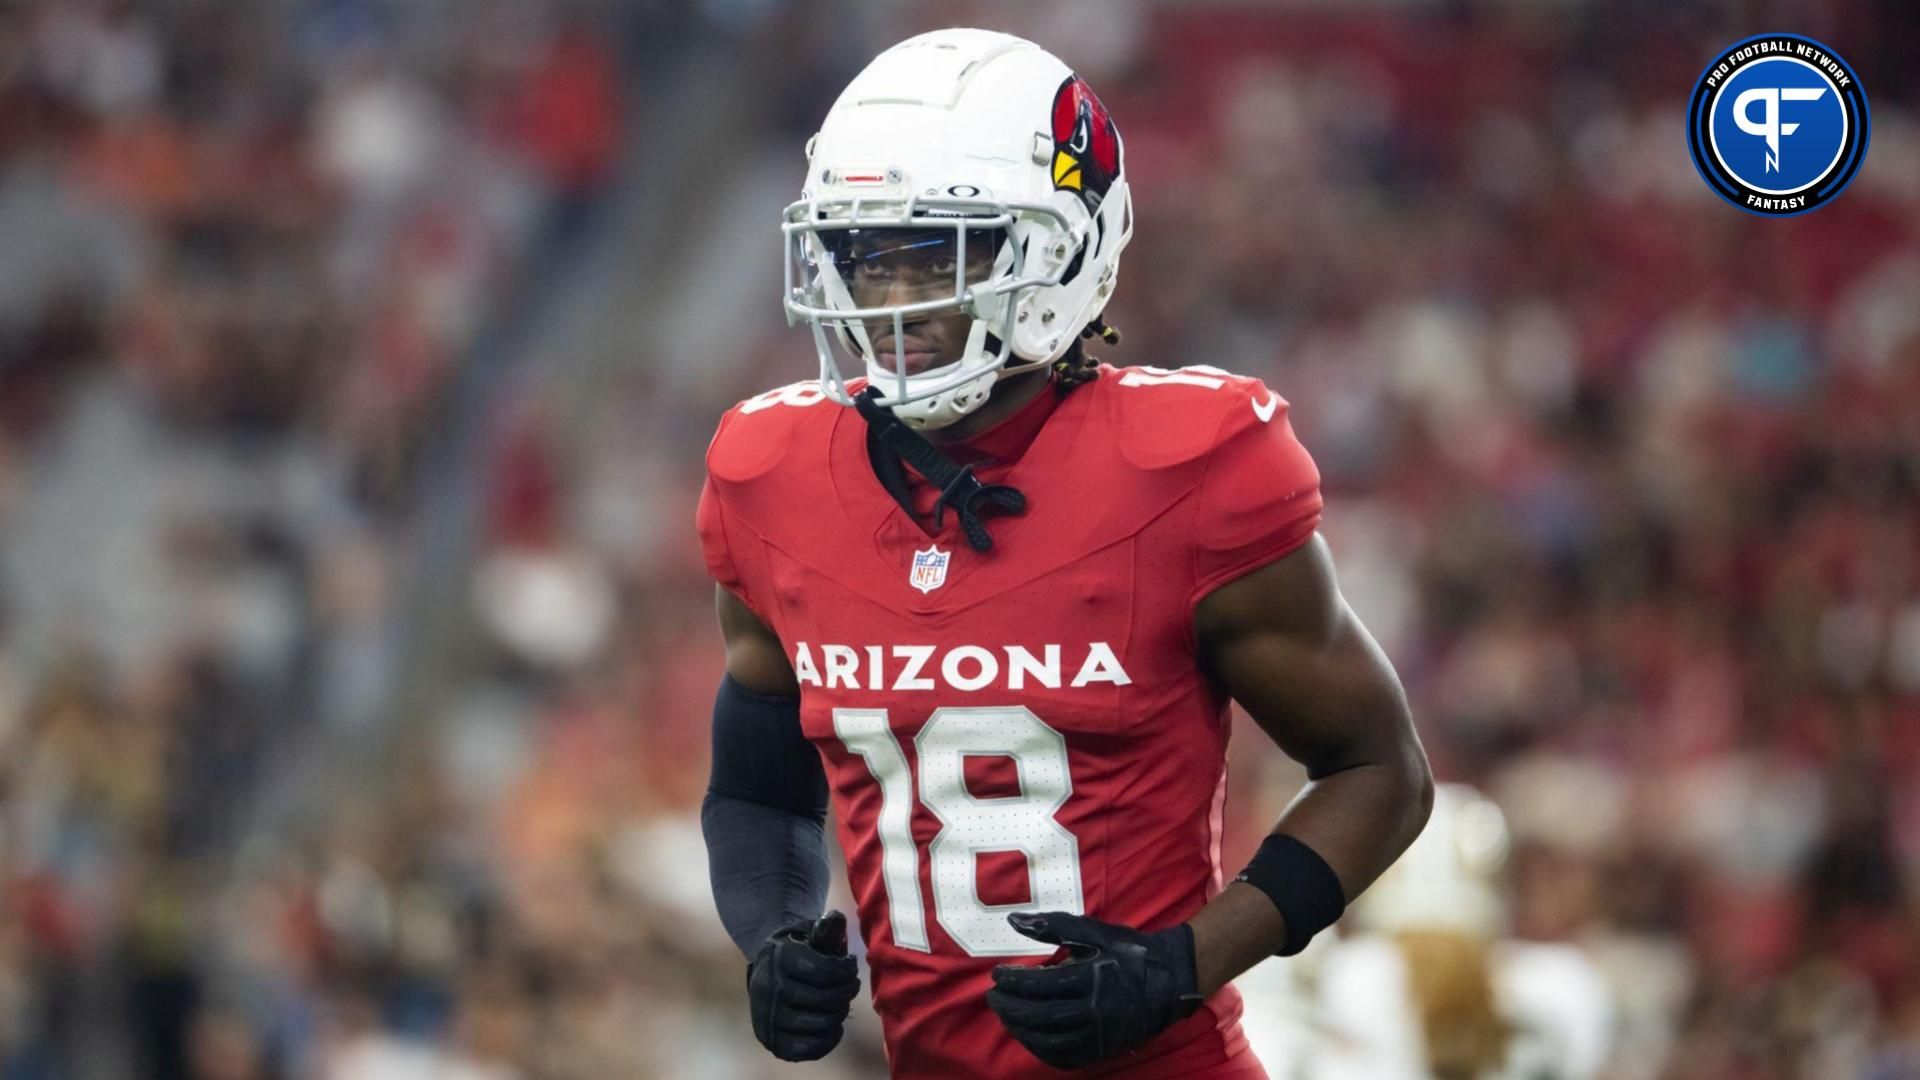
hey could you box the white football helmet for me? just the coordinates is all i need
[784,28,1134,430]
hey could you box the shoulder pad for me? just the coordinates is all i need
[1092,364,1279,472]
[706,381,839,485]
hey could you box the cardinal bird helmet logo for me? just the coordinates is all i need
[1049,75,1121,211]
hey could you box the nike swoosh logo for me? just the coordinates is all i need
[1251,391,1279,423]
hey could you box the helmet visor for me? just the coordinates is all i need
[821,226,1005,303]
[794,224,1008,375]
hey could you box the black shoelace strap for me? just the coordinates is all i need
[855,387,1026,553]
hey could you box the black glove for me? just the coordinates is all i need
[746,910,861,1061]
[986,911,1204,1070]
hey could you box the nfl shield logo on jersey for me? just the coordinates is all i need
[909,545,951,594]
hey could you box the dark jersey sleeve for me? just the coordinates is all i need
[702,675,829,957]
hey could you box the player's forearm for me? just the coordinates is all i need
[1187,881,1288,995]
[1189,753,1433,995]
[703,674,833,957]
[1270,747,1435,907]
[703,792,832,957]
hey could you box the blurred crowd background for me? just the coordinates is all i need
[0,0,1917,1077]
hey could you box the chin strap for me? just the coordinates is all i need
[855,387,1026,553]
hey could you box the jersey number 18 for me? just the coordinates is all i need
[834,707,1084,957]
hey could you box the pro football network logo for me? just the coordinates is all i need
[1687,34,1869,216]
[909,545,951,594]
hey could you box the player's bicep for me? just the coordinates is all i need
[717,584,799,696]
[1193,535,1416,778]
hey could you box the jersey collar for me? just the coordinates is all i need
[935,375,1062,467]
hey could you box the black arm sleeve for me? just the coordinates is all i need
[701,674,832,958]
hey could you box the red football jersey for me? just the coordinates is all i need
[697,364,1321,1080]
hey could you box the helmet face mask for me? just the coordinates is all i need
[782,29,1133,430]
[784,193,1079,425]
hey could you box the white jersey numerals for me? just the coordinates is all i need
[834,709,931,951]
[834,706,1084,957]
[739,381,829,413]
[1115,364,1233,390]
[918,708,1083,956]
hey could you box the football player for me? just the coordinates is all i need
[698,28,1433,1080]
[1240,786,1616,1079]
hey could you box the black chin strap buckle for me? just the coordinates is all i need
[854,388,1026,553]
[933,465,1026,553]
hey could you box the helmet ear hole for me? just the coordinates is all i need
[1058,244,1086,288]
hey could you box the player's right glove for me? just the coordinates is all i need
[746,910,862,1062]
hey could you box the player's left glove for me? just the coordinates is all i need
[986,911,1204,1070]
